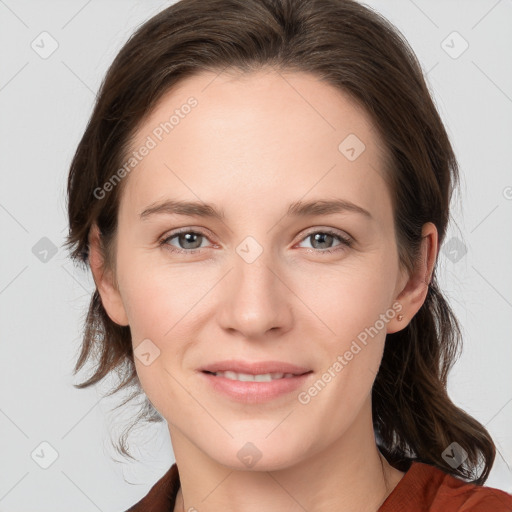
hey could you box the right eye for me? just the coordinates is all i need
[159,229,213,254]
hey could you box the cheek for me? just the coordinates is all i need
[292,254,397,333]
[119,241,397,356]
[116,248,210,339]
[291,255,396,399]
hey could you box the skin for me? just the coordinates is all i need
[89,67,438,512]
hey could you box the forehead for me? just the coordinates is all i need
[120,68,392,225]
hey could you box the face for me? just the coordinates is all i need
[98,68,415,471]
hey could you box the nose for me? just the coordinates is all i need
[216,245,294,341]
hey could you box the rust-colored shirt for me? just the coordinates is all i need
[125,461,512,511]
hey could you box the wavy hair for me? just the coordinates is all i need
[65,0,496,483]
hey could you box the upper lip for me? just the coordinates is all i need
[199,360,312,375]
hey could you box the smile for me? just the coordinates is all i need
[204,371,297,381]
[199,370,313,403]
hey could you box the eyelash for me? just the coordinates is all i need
[158,227,353,256]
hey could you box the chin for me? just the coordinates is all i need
[208,437,307,473]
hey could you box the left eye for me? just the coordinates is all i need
[297,230,352,253]
[159,229,352,255]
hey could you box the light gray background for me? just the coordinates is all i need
[1,0,511,510]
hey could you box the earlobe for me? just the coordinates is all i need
[387,222,438,334]
[88,224,129,326]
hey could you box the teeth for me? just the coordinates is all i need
[212,371,296,381]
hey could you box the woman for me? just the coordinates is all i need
[65,0,512,510]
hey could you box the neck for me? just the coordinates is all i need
[170,397,404,512]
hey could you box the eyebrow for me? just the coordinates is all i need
[139,198,372,221]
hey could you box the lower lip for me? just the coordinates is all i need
[199,371,312,403]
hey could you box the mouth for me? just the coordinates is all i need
[202,370,305,382]
[198,360,313,403]
[198,359,312,379]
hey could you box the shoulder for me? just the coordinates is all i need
[380,461,512,512]
[431,465,512,512]
[124,463,180,512]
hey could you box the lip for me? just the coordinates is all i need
[197,360,313,404]
[198,360,312,375]
[199,371,313,404]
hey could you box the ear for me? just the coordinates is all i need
[387,222,438,334]
[88,224,129,326]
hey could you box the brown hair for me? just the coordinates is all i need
[65,0,496,484]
